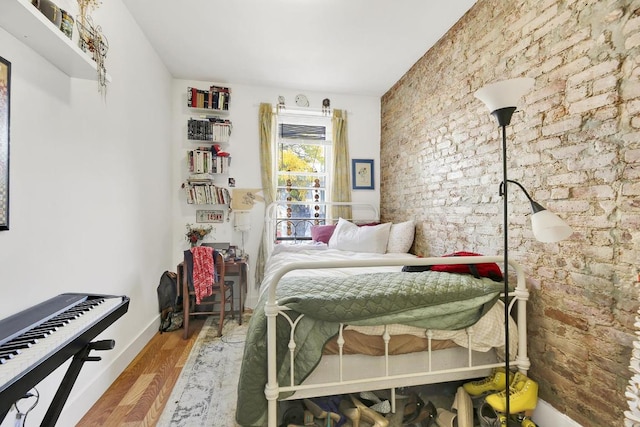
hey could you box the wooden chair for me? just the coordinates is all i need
[182,248,234,339]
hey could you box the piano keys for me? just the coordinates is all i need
[0,293,130,426]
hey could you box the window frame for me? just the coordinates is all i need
[273,111,333,242]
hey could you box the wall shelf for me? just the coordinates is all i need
[0,0,111,81]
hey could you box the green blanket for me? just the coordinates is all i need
[235,271,505,426]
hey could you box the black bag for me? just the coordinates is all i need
[157,271,183,333]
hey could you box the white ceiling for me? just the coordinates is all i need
[121,0,476,97]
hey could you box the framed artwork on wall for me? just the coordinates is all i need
[0,56,10,230]
[351,159,374,190]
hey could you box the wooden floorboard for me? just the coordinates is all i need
[76,318,205,426]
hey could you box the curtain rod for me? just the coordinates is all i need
[253,104,351,116]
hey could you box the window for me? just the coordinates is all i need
[274,112,332,241]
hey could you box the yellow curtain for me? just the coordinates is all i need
[255,103,274,287]
[332,109,352,219]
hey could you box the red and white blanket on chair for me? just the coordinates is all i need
[191,246,215,304]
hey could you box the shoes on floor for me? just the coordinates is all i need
[462,368,513,396]
[477,401,502,427]
[432,387,472,427]
[485,373,538,415]
[350,395,389,427]
[359,391,391,414]
[409,400,436,427]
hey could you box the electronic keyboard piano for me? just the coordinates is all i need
[0,293,130,426]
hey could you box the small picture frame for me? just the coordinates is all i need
[227,245,237,259]
[352,159,374,190]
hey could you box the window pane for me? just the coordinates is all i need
[276,188,326,203]
[277,143,326,173]
[276,175,326,188]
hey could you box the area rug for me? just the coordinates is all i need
[157,318,247,427]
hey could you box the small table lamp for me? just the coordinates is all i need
[234,211,251,257]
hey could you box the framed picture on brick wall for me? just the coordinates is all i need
[0,55,10,230]
[352,159,374,190]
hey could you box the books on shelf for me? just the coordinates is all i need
[187,147,229,174]
[187,86,231,111]
[187,118,232,142]
[182,182,231,205]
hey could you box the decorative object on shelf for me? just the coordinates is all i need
[231,188,264,211]
[351,159,374,190]
[213,144,229,157]
[77,0,100,27]
[185,224,213,247]
[277,95,285,112]
[322,98,330,115]
[76,15,108,95]
[0,56,10,231]
[33,0,62,28]
[295,94,309,107]
[475,77,572,422]
[59,10,73,39]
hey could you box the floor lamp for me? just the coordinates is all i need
[475,78,573,422]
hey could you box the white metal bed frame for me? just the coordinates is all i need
[260,203,530,427]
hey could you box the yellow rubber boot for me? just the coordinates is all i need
[485,374,538,414]
[462,368,512,396]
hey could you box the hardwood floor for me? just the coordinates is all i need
[76,318,205,427]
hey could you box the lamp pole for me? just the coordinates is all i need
[493,107,517,420]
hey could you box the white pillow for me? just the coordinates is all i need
[386,220,415,253]
[328,218,392,253]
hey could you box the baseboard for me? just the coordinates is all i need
[55,315,161,426]
[40,314,581,427]
[532,399,582,426]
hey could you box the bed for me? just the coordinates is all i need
[236,203,530,427]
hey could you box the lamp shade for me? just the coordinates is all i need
[234,210,251,232]
[530,210,573,243]
[474,77,535,113]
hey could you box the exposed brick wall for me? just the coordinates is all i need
[380,0,640,425]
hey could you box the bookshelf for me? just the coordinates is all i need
[0,0,111,81]
[182,85,232,206]
[187,118,231,143]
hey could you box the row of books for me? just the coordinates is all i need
[187,86,230,110]
[188,149,229,174]
[182,182,230,205]
[187,118,232,142]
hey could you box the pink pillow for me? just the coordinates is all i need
[311,224,337,243]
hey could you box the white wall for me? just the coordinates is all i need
[0,3,382,423]
[170,81,382,308]
[0,1,173,425]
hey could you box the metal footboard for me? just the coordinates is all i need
[263,256,530,427]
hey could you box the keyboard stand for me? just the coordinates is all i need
[40,340,115,427]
